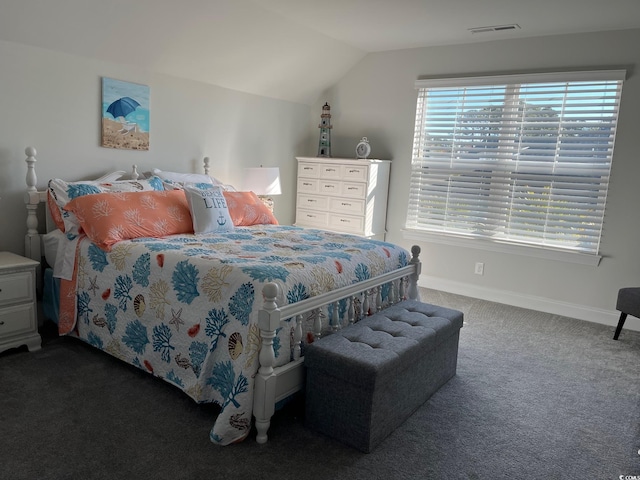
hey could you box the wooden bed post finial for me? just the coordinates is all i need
[25,147,37,192]
[408,245,421,300]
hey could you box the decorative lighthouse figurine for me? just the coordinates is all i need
[317,102,332,157]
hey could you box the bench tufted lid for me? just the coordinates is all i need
[304,300,463,388]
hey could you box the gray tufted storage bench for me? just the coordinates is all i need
[304,299,463,453]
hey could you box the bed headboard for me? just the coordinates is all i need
[24,147,46,263]
[24,147,213,263]
[24,147,140,263]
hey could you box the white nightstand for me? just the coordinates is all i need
[0,252,41,354]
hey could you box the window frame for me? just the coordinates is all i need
[404,70,626,266]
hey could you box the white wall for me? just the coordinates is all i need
[0,39,311,255]
[315,29,640,331]
[3,29,638,332]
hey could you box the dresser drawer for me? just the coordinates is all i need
[296,209,329,228]
[329,197,365,215]
[298,178,320,194]
[341,182,366,198]
[0,303,37,337]
[320,164,341,179]
[298,162,321,178]
[328,214,365,234]
[298,194,329,211]
[343,165,368,182]
[319,181,340,195]
[0,271,34,307]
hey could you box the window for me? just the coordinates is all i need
[405,70,625,262]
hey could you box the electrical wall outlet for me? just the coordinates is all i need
[474,262,484,275]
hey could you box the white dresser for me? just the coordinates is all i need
[295,157,391,240]
[0,252,41,354]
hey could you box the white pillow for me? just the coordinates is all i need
[152,168,219,185]
[42,229,66,269]
[183,184,234,234]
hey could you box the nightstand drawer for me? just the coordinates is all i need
[0,271,34,307]
[329,197,365,215]
[328,214,365,234]
[298,194,329,211]
[0,303,37,337]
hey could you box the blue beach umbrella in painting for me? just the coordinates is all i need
[106,96,140,119]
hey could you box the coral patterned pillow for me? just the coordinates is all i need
[48,176,165,235]
[222,191,279,226]
[64,190,193,251]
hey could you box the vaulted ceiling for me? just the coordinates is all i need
[1,0,639,104]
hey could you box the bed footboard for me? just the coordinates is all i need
[253,246,421,444]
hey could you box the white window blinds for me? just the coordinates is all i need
[406,70,625,256]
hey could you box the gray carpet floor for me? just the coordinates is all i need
[1,288,639,480]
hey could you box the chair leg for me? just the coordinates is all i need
[613,312,627,340]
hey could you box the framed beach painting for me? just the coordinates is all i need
[101,77,150,150]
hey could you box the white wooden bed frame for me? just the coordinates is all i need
[23,146,422,444]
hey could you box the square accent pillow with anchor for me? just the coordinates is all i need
[183,183,234,234]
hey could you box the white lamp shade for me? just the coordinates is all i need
[243,167,282,195]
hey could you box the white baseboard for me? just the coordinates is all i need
[419,275,640,333]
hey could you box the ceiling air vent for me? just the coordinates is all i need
[469,24,521,34]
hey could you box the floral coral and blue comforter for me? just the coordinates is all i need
[58,225,410,445]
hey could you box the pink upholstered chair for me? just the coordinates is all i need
[613,287,640,340]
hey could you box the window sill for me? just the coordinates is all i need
[401,229,602,266]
